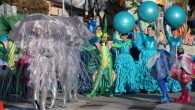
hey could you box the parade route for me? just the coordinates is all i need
[4,92,195,110]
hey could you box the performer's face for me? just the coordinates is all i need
[147,27,154,37]
[95,27,101,34]
[172,30,178,38]
[121,34,128,41]
[135,25,140,31]
[102,36,107,43]
[35,28,43,38]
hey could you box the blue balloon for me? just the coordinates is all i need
[164,6,186,29]
[113,11,135,34]
[137,1,160,23]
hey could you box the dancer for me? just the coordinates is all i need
[137,20,159,93]
[113,32,138,93]
[171,46,195,103]
[82,30,132,97]
[163,21,183,54]
[130,21,144,61]
[164,21,182,92]
[27,22,56,110]
[147,43,171,103]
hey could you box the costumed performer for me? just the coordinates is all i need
[147,42,172,103]
[113,31,138,93]
[171,46,195,103]
[163,20,183,92]
[82,21,132,97]
[137,20,160,93]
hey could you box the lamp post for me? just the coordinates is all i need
[62,0,65,15]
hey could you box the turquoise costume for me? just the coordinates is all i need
[113,33,138,93]
[138,22,160,93]
[164,23,182,92]
[164,25,182,54]
[131,32,144,51]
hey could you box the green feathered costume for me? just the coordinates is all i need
[0,15,23,97]
[82,16,132,97]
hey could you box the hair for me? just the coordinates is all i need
[177,46,184,56]
[147,25,155,30]
[135,21,138,25]
[95,26,101,30]
[171,28,178,31]
[121,33,129,36]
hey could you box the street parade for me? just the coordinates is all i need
[0,0,195,110]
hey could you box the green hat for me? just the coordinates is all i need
[0,35,8,41]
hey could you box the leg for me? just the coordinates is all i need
[99,75,107,95]
[41,86,47,110]
[62,84,67,107]
[72,67,78,102]
[33,78,40,109]
[47,81,57,109]
[158,79,169,103]
[66,66,73,103]
[108,64,114,97]
[59,76,67,108]
[176,83,192,103]
[86,66,104,97]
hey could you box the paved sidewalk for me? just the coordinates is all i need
[4,92,195,110]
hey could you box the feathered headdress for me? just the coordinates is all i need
[97,15,109,39]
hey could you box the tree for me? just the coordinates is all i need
[173,0,188,9]
[0,0,49,15]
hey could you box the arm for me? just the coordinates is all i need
[112,39,132,48]
[138,20,147,40]
[133,26,137,41]
[153,22,159,42]
[163,21,171,43]
[82,45,97,51]
[112,31,122,43]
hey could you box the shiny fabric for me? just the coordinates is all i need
[171,66,192,103]
[138,36,159,92]
[137,22,159,93]
[164,24,182,54]
[114,40,138,93]
[163,24,182,92]
[131,32,144,51]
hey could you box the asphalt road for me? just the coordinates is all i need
[4,91,195,110]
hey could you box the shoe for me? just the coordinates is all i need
[184,95,192,103]
[175,95,185,103]
[160,96,169,103]
[86,91,97,97]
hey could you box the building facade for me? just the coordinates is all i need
[0,3,17,16]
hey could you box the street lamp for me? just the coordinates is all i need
[62,0,65,15]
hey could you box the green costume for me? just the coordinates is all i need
[83,39,132,97]
[0,15,21,97]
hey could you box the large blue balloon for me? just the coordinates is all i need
[113,11,135,34]
[137,1,160,23]
[164,6,186,29]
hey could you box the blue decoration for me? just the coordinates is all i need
[88,20,97,33]
[137,1,160,23]
[164,6,186,28]
[113,11,135,34]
